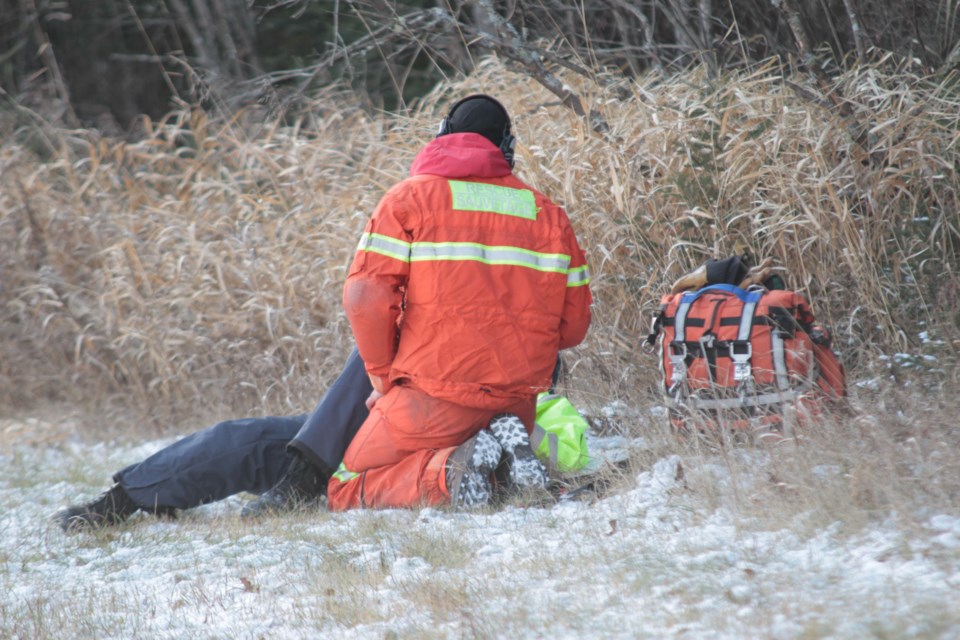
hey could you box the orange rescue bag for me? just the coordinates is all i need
[648,284,846,433]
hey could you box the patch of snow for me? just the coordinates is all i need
[2,436,958,638]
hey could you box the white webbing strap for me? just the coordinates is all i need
[770,330,791,390]
[666,389,800,410]
[668,296,695,386]
[731,297,758,382]
[737,298,758,341]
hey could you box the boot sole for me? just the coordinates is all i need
[489,415,548,490]
[447,430,501,508]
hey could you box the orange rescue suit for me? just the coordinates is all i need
[328,132,592,510]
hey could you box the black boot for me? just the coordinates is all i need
[241,455,326,519]
[488,414,548,491]
[446,430,502,509]
[54,484,140,532]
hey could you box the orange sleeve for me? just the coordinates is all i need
[558,223,592,350]
[342,189,412,382]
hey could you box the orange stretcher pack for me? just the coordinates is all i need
[647,284,847,434]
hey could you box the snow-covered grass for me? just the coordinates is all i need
[4,400,960,639]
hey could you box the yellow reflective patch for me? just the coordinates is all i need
[332,461,360,483]
[449,181,537,219]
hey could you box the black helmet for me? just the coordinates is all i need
[436,94,516,167]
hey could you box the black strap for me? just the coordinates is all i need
[661,317,705,328]
[675,340,751,359]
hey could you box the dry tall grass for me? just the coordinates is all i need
[2,56,958,442]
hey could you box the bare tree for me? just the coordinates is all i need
[2,0,959,127]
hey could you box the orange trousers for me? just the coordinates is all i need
[327,385,535,510]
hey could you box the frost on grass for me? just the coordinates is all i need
[3,434,959,639]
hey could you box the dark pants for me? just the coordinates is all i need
[115,348,372,510]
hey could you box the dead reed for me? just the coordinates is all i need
[1,58,957,439]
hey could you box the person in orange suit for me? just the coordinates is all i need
[327,94,592,511]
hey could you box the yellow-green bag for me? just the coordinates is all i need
[532,392,590,471]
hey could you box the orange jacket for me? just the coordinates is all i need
[343,132,592,409]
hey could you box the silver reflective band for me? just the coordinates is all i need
[449,180,538,219]
[410,241,571,273]
[567,265,591,287]
[530,424,560,468]
[358,233,590,282]
[357,232,412,261]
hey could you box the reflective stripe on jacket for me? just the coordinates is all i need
[343,132,592,408]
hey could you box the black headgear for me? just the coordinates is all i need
[436,94,516,167]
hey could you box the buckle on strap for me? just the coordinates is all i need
[729,341,752,381]
[698,334,716,352]
[668,341,687,384]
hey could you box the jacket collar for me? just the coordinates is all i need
[408,133,513,179]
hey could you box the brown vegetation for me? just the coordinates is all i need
[1,56,959,438]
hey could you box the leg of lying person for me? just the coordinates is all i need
[55,414,306,532]
[287,347,373,476]
[241,347,373,518]
[57,347,375,530]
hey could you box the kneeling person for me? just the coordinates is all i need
[328,94,592,510]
